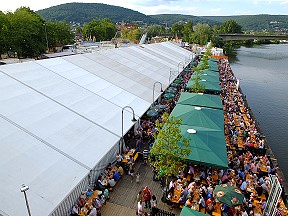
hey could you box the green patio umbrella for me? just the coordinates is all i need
[147,108,158,117]
[170,83,178,87]
[191,73,219,83]
[178,124,228,169]
[214,184,244,207]
[177,92,223,110]
[180,206,208,216]
[190,62,197,67]
[166,87,177,94]
[152,104,166,111]
[170,104,224,131]
[186,79,220,93]
[200,70,219,76]
[164,93,175,100]
[173,79,182,84]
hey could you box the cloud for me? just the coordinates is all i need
[280,0,288,4]
[138,5,199,15]
[210,8,223,15]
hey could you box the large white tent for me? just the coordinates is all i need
[0,42,193,216]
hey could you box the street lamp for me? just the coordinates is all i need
[178,61,185,74]
[152,81,163,106]
[121,106,137,154]
[43,23,49,52]
[20,184,31,216]
[169,68,178,84]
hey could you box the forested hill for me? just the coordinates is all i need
[37,3,157,24]
[151,14,221,27]
[37,3,288,32]
[202,15,288,32]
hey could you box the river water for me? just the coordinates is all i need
[228,44,288,180]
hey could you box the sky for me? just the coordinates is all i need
[1,0,288,16]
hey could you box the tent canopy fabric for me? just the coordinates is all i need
[0,42,193,215]
[180,206,209,216]
[177,92,223,110]
[179,125,228,169]
[170,104,224,131]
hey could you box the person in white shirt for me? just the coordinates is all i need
[137,201,143,216]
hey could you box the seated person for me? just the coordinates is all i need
[107,163,113,171]
[103,188,109,200]
[116,153,124,165]
[117,165,124,176]
[113,171,121,181]
[108,178,116,187]
[86,187,94,199]
[185,197,194,208]
[95,176,106,191]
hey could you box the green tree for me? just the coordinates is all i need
[6,7,46,57]
[0,11,9,55]
[190,23,211,45]
[182,21,193,42]
[150,112,191,192]
[83,18,116,41]
[171,22,184,38]
[220,20,242,33]
[146,25,165,39]
[191,73,206,93]
[46,21,74,48]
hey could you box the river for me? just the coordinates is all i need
[228,44,288,180]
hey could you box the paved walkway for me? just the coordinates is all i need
[101,161,181,216]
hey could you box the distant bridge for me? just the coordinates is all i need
[219,34,288,41]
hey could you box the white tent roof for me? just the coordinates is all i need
[0,42,193,215]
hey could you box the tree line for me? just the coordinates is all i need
[0,6,243,58]
[0,7,74,58]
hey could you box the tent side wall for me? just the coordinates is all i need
[50,175,89,216]
[49,140,119,216]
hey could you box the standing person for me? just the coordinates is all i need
[137,191,143,203]
[128,164,135,182]
[143,186,152,209]
[136,138,142,152]
[143,148,149,164]
[137,201,143,216]
[151,195,158,216]
[136,172,140,184]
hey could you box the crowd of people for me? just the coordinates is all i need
[69,55,287,216]
[159,57,287,216]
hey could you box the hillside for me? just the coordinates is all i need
[37,3,157,24]
[151,14,221,27]
[202,15,288,32]
[37,3,288,33]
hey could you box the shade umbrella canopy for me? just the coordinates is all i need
[178,125,228,169]
[164,93,175,100]
[208,58,219,62]
[186,79,221,93]
[152,104,166,111]
[177,92,223,110]
[190,61,197,67]
[208,65,219,72]
[147,108,158,117]
[173,79,182,84]
[200,70,219,76]
[180,206,209,216]
[214,184,244,207]
[166,87,178,94]
[170,83,179,87]
[170,104,224,131]
[191,73,219,83]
